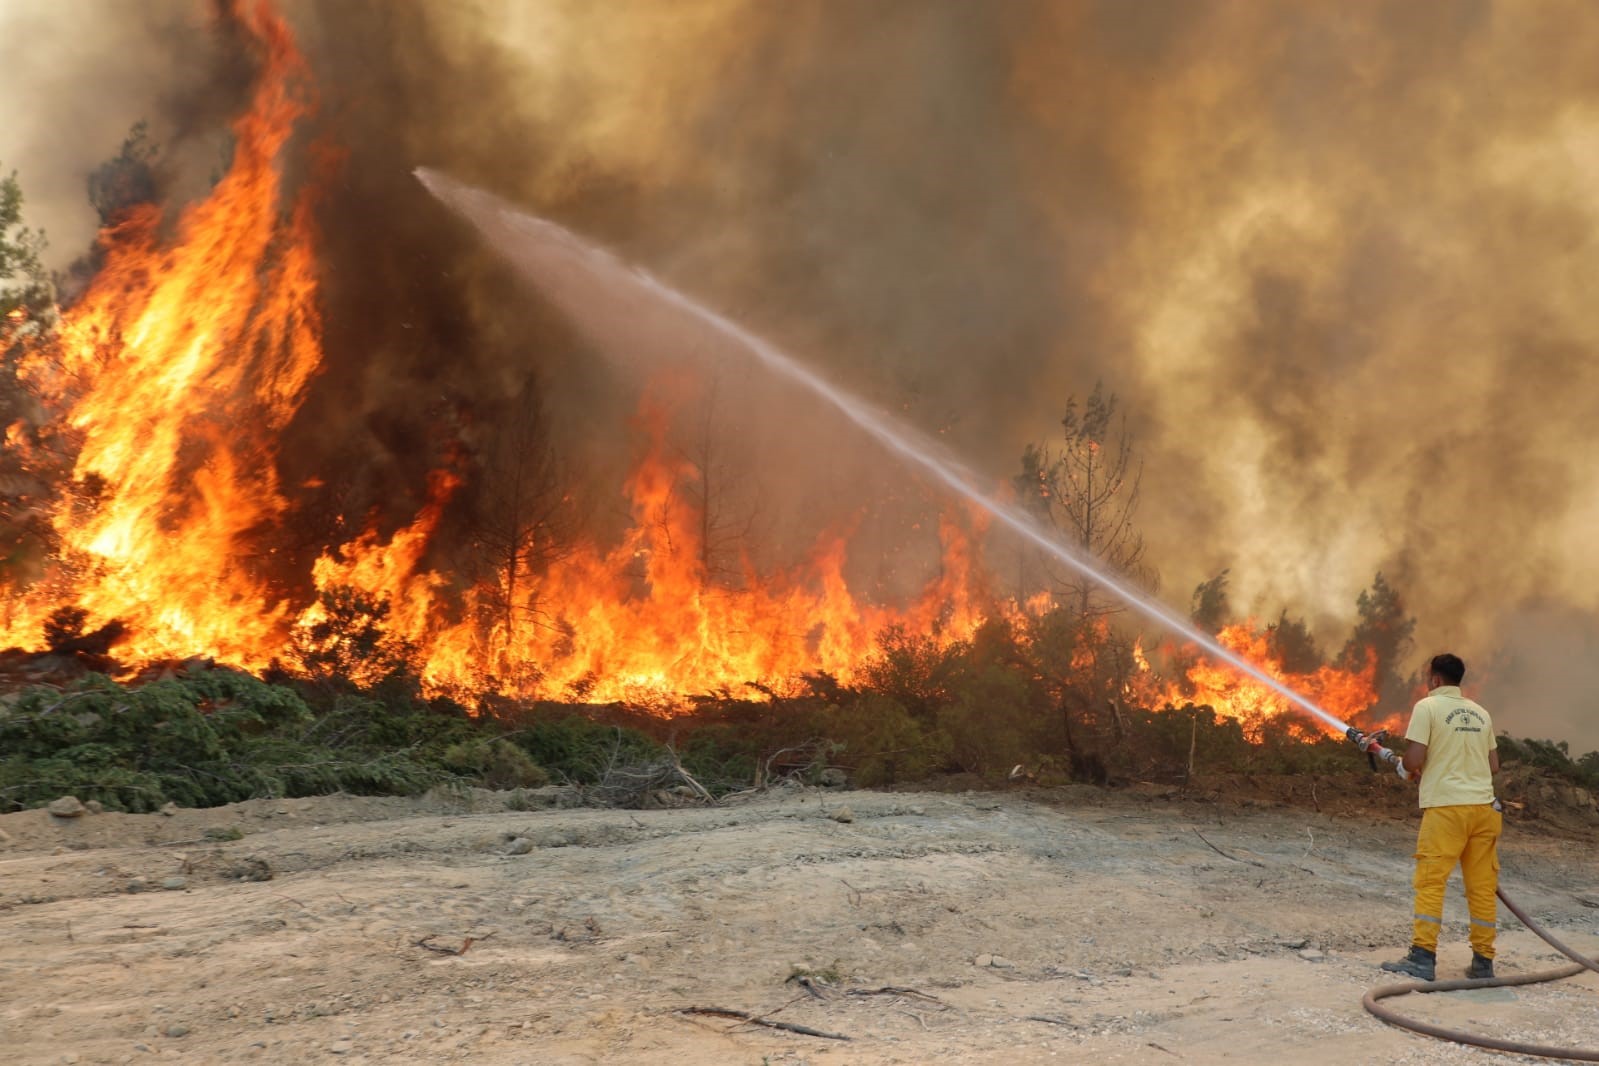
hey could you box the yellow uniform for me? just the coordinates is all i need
[1404,685,1501,958]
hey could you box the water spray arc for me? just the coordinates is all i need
[414,166,1368,740]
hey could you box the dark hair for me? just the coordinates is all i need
[1429,653,1465,686]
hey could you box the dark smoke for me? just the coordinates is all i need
[5,0,1599,748]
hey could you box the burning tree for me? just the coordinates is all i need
[0,170,56,584]
[0,0,322,669]
[462,381,575,681]
[1189,569,1231,635]
[1015,382,1151,618]
[677,376,765,587]
[1011,384,1155,766]
[1339,572,1416,711]
[0,170,51,334]
[55,122,162,300]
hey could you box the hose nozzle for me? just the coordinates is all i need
[1347,725,1410,781]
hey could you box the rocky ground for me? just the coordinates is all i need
[2,780,1597,1064]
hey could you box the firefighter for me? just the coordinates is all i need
[1381,652,1502,982]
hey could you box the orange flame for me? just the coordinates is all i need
[308,402,990,709]
[3,0,317,665]
[1131,621,1379,738]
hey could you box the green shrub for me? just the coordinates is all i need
[937,664,1043,776]
[1250,717,1354,775]
[675,725,761,789]
[1498,735,1599,788]
[1579,749,1599,787]
[0,668,458,812]
[443,738,550,789]
[503,715,664,784]
[823,694,947,786]
[1111,704,1251,781]
[856,625,970,720]
[672,699,835,789]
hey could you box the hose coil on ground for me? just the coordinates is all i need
[1364,887,1599,1060]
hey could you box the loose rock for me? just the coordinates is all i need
[84,801,104,815]
[159,802,179,817]
[505,837,535,856]
[163,1025,189,1038]
[818,768,849,788]
[504,785,582,811]
[644,789,690,809]
[829,806,854,824]
[230,857,273,882]
[47,796,87,818]
[161,877,188,891]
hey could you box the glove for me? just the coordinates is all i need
[1378,748,1412,782]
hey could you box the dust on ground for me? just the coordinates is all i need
[2,781,1597,1065]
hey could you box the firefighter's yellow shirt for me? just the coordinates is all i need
[1404,685,1497,808]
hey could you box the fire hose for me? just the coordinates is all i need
[1347,727,1599,1060]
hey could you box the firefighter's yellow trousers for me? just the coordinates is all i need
[1411,803,1502,958]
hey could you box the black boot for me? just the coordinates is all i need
[1466,953,1495,979]
[1380,945,1437,981]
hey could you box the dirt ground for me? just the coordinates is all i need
[2,782,1597,1065]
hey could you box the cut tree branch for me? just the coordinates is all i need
[676,1007,850,1041]
[1192,828,1265,868]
